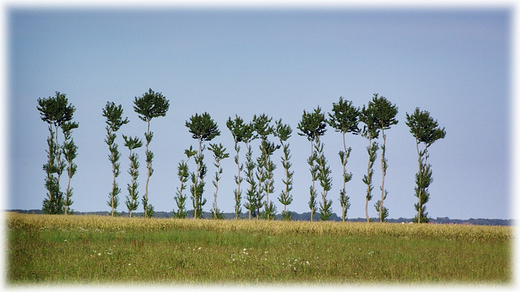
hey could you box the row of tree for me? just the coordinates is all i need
[37,89,446,223]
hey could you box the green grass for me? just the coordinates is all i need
[6,213,511,284]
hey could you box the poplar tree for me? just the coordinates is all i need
[297,107,327,222]
[253,114,279,220]
[123,135,142,218]
[102,102,129,216]
[359,99,380,223]
[327,97,359,221]
[174,146,196,219]
[372,94,398,223]
[133,88,170,218]
[275,119,294,221]
[186,112,220,218]
[242,122,258,219]
[315,139,333,221]
[226,115,248,219]
[37,92,75,215]
[61,121,79,215]
[406,108,446,223]
[208,143,229,219]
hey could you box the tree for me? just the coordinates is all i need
[242,121,258,219]
[253,114,279,220]
[372,94,398,223]
[37,92,75,215]
[359,99,380,223]
[406,108,446,223]
[275,119,294,221]
[123,135,142,218]
[297,107,327,221]
[61,121,79,215]
[186,112,220,218]
[315,139,333,221]
[102,102,129,217]
[226,115,248,219]
[327,97,360,222]
[174,146,196,219]
[208,143,229,219]
[133,88,170,218]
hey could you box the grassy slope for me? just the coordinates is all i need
[6,213,512,284]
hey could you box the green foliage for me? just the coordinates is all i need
[61,121,79,215]
[133,88,170,122]
[186,112,220,218]
[253,114,279,220]
[186,112,221,142]
[37,92,75,128]
[208,143,229,220]
[123,135,142,218]
[369,94,399,223]
[297,107,327,221]
[406,108,447,148]
[174,146,196,219]
[359,96,384,222]
[327,97,359,221]
[297,107,327,142]
[133,89,169,218]
[314,140,333,221]
[103,102,129,217]
[243,141,258,219]
[406,108,446,223]
[327,96,360,135]
[275,119,294,221]
[37,92,76,215]
[226,115,248,219]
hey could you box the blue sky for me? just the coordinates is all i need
[7,6,511,219]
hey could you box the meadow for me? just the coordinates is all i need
[6,212,512,284]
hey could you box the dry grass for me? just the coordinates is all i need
[6,212,511,242]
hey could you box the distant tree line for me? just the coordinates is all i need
[37,89,446,223]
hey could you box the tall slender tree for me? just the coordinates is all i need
[297,107,327,222]
[359,99,380,222]
[208,143,229,219]
[253,114,279,220]
[315,139,333,221]
[102,102,129,217]
[133,88,169,218]
[242,122,258,219]
[372,94,398,223]
[406,108,446,223]
[275,119,294,221]
[186,112,220,218]
[37,92,75,215]
[174,146,197,219]
[226,115,248,219]
[327,97,360,221]
[61,121,79,215]
[123,135,142,218]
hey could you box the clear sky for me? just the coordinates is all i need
[7,5,512,220]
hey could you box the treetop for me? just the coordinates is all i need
[327,96,360,135]
[37,91,75,127]
[186,112,221,142]
[297,106,327,142]
[405,107,446,147]
[133,88,170,122]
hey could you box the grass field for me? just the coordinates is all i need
[6,212,512,284]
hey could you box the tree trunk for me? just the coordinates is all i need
[365,136,372,223]
[379,129,386,223]
[235,141,240,219]
[342,132,347,222]
[415,138,422,223]
[144,120,151,217]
